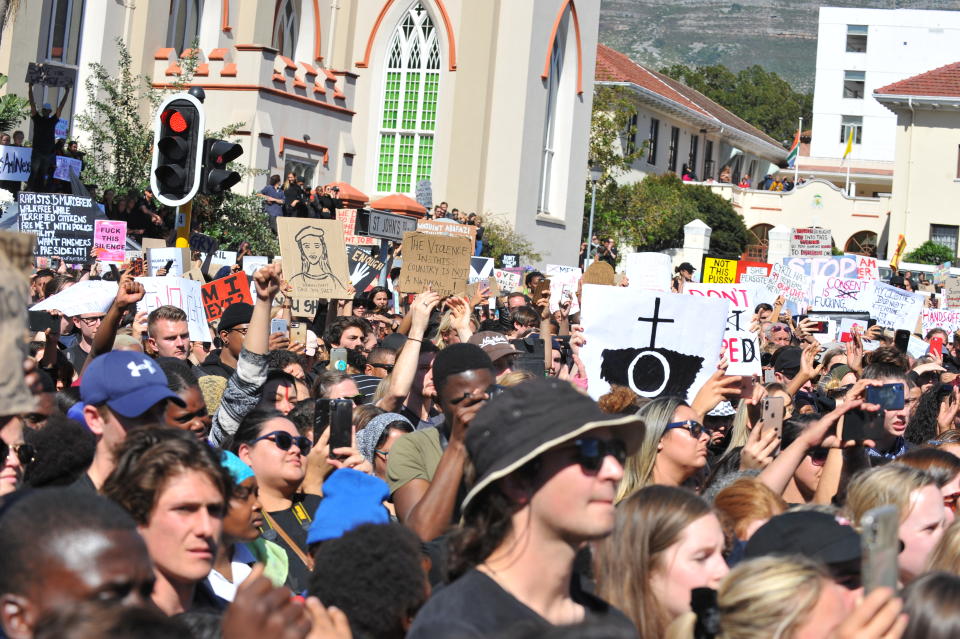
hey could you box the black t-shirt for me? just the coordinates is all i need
[31,114,58,153]
[407,568,637,639]
[260,493,321,594]
[66,342,89,371]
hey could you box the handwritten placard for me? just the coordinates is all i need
[53,156,82,181]
[17,192,96,261]
[624,252,671,291]
[93,220,126,262]
[494,268,522,292]
[397,231,472,296]
[807,276,872,313]
[0,240,34,414]
[683,283,761,375]
[147,247,188,277]
[702,257,737,284]
[416,218,477,244]
[337,209,378,246]
[736,260,771,285]
[278,217,352,300]
[0,145,31,181]
[921,308,960,336]
[855,255,880,280]
[790,227,832,257]
[869,281,925,332]
[201,272,253,322]
[31,280,118,316]
[767,263,809,305]
[136,277,207,341]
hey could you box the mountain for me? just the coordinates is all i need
[599,0,960,91]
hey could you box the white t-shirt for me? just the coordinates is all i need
[206,543,255,602]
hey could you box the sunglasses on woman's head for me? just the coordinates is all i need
[571,437,627,472]
[251,430,313,455]
[664,420,710,439]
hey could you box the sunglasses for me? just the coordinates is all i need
[807,447,829,466]
[370,362,395,373]
[664,420,710,439]
[945,492,960,513]
[6,442,36,466]
[571,437,627,472]
[251,430,313,456]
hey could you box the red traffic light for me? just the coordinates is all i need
[161,109,189,134]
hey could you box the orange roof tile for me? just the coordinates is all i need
[876,61,960,97]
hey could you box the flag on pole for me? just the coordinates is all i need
[842,127,855,160]
[786,129,800,168]
[890,234,908,271]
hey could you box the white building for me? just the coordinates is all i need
[810,6,960,163]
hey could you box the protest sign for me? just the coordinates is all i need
[869,281,925,331]
[790,227,832,257]
[148,247,187,277]
[908,336,929,360]
[189,232,218,255]
[500,254,520,269]
[807,276,872,313]
[582,261,615,286]
[469,257,495,284]
[347,245,386,292]
[0,239,33,414]
[93,220,126,262]
[53,156,82,181]
[201,272,252,322]
[31,280,118,315]
[17,192,96,261]
[921,308,960,336]
[856,255,880,280]
[545,264,581,276]
[766,263,808,305]
[0,144,31,181]
[416,218,477,244]
[580,284,728,402]
[278,217,352,300]
[336,209,378,247]
[493,268,521,292]
[136,277,207,341]
[241,255,269,277]
[415,180,433,210]
[140,237,168,252]
[838,317,871,342]
[702,257,738,284]
[736,260,771,285]
[935,262,952,288]
[624,252,671,291]
[683,283,761,376]
[549,269,581,315]
[397,231,472,297]
[784,255,858,279]
[25,62,76,87]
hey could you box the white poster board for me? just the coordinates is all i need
[869,281,925,332]
[30,280,117,316]
[623,252,672,291]
[683,283,762,376]
[148,247,185,277]
[136,276,207,341]
[807,276,872,313]
[766,263,809,305]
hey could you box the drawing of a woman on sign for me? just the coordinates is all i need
[290,226,346,291]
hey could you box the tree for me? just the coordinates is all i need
[905,241,954,266]
[480,214,542,265]
[0,74,28,133]
[659,63,812,143]
[681,183,749,259]
[588,86,646,181]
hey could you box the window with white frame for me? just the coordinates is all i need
[846,25,868,53]
[840,115,863,145]
[931,224,959,257]
[537,7,568,215]
[843,70,865,99]
[46,0,85,64]
[166,0,203,55]
[375,1,440,194]
[273,0,300,59]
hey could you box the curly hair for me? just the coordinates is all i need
[906,383,954,446]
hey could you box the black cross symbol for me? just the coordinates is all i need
[637,297,675,348]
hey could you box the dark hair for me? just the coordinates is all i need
[377,420,413,449]
[311,370,355,399]
[229,407,288,453]
[34,602,190,639]
[524,271,544,287]
[902,572,960,639]
[367,286,390,307]
[324,316,370,349]
[171,610,223,639]
[269,174,281,186]
[24,414,96,487]
[102,428,229,525]
[352,294,374,311]
[308,524,427,639]
[56,385,83,414]
[510,306,539,329]
[780,413,822,450]
[155,357,200,395]
[34,268,56,280]
[44,273,77,299]
[367,345,396,365]
[907,383,955,446]
[286,400,315,436]
[431,343,493,398]
[754,303,773,314]
[863,349,910,375]
[0,489,137,595]
[266,349,305,373]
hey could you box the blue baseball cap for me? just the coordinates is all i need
[306,469,389,545]
[80,351,184,418]
[42,102,52,110]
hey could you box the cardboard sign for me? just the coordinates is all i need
[869,281,925,331]
[624,252,672,291]
[767,263,808,305]
[53,156,82,181]
[500,254,520,269]
[25,61,76,87]
[199,250,237,266]
[241,255,269,277]
[397,231,472,297]
[347,245,386,292]
[736,261,771,285]
[136,277,207,341]
[17,192,96,261]
[278,217,352,300]
[683,283,761,376]
[31,280,118,316]
[140,237,168,252]
[201,272,253,322]
[582,261,615,286]
[416,218,477,244]
[493,268,522,292]
[790,227,832,257]
[580,284,728,402]
[807,276,872,313]
[935,263,952,288]
[0,240,33,414]
[93,220,126,262]
[702,257,738,284]
[336,209,378,247]
[856,255,880,280]
[148,247,188,277]
[0,144,31,181]
[469,257,495,284]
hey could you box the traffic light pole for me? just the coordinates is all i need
[175,200,192,248]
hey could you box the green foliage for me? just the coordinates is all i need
[589,173,748,257]
[905,241,955,265]
[659,63,812,143]
[0,74,29,133]
[192,192,279,256]
[480,215,542,264]
[588,86,646,181]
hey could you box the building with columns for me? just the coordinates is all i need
[0,0,600,265]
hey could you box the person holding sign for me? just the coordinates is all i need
[26,81,70,193]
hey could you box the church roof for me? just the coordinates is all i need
[875,61,960,98]
[594,44,785,153]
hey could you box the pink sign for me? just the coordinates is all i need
[94,220,126,262]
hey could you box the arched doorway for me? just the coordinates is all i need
[745,223,773,261]
[845,231,878,257]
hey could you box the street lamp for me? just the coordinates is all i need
[586,160,603,264]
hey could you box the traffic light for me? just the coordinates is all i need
[201,138,243,195]
[150,93,205,207]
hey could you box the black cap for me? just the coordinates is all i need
[772,345,802,377]
[679,262,696,273]
[744,511,861,565]
[461,378,645,511]
[218,302,254,332]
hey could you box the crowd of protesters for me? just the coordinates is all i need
[8,220,960,639]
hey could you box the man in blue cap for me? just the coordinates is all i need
[74,351,184,492]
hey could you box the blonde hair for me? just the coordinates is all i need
[372,375,391,404]
[928,519,960,574]
[720,399,751,458]
[718,555,830,639]
[430,311,479,349]
[497,370,536,387]
[713,478,787,542]
[595,485,712,638]
[616,396,687,502]
[845,464,938,528]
